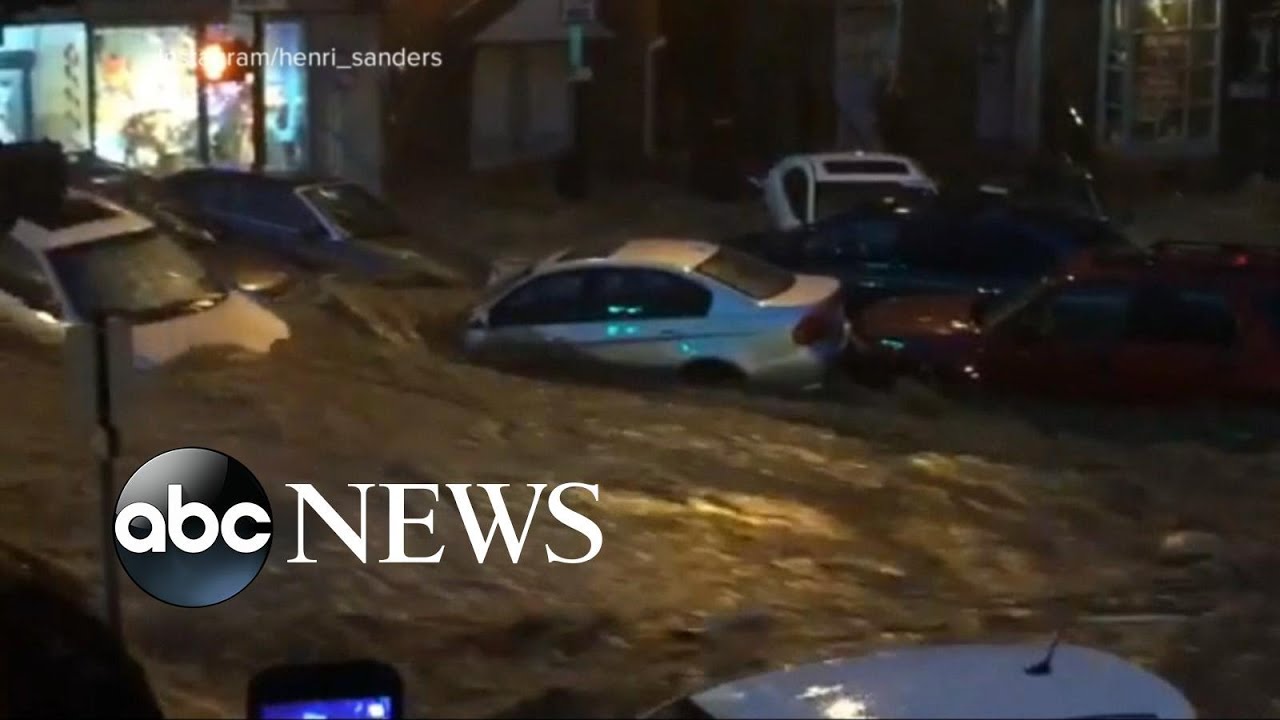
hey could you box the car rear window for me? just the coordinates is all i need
[695,247,796,300]
[824,160,911,175]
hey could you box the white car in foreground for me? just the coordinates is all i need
[464,239,848,388]
[756,151,938,232]
[644,643,1195,719]
[0,190,290,367]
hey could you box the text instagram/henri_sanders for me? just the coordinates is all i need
[117,483,603,565]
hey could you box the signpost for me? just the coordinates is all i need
[65,316,132,641]
[558,0,595,200]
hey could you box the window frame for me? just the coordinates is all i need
[487,269,595,328]
[1095,0,1223,154]
[998,282,1132,345]
[592,267,714,321]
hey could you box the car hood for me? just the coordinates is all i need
[130,291,290,367]
[857,293,980,339]
[684,644,1195,719]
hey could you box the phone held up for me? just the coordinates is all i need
[248,660,404,720]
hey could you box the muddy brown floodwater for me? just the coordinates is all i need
[2,180,1279,718]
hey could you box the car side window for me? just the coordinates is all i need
[1039,285,1131,344]
[594,269,712,320]
[1129,286,1237,347]
[0,236,58,312]
[489,271,591,327]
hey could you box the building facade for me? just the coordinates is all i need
[1,0,385,190]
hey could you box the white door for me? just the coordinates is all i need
[764,158,816,230]
[479,268,598,363]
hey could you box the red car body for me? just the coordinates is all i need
[850,245,1280,405]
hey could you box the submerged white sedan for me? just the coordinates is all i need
[463,239,848,388]
[0,190,290,367]
[644,643,1196,719]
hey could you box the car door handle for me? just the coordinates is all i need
[658,329,679,337]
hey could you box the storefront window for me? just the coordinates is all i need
[1098,0,1222,150]
[264,21,308,171]
[93,26,200,172]
[0,23,89,150]
[204,23,255,168]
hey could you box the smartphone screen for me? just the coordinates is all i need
[257,695,394,719]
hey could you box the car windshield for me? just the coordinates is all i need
[299,183,407,239]
[695,246,796,299]
[46,229,227,320]
[975,276,1056,329]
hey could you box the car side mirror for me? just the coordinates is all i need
[466,314,489,331]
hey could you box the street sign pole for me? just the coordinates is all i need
[92,315,124,642]
[558,0,594,200]
[68,316,130,641]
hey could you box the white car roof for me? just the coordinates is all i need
[557,238,720,272]
[799,151,919,166]
[11,189,152,252]
[689,644,1195,719]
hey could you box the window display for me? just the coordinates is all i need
[265,21,308,171]
[0,23,89,150]
[1098,0,1222,148]
[204,24,255,168]
[93,26,200,173]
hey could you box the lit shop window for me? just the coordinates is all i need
[265,21,308,171]
[1099,0,1222,149]
[93,26,200,172]
[0,23,90,151]
[204,23,255,168]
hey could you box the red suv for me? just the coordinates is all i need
[849,242,1280,404]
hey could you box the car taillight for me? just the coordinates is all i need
[792,295,843,346]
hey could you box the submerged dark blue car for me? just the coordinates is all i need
[728,193,1133,314]
[161,168,463,286]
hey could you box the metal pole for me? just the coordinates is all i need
[93,315,123,641]
[196,23,211,165]
[251,11,267,171]
[1028,0,1046,151]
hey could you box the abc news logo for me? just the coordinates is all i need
[115,448,602,608]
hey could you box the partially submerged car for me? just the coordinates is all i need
[644,643,1195,719]
[66,153,296,299]
[730,195,1133,316]
[464,239,848,388]
[850,241,1280,404]
[0,189,290,367]
[161,168,466,287]
[753,151,938,232]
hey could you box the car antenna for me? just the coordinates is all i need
[1024,628,1063,676]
